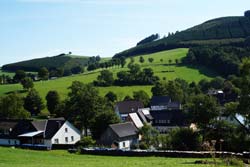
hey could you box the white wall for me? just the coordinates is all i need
[0,139,20,146]
[118,140,131,149]
[51,121,81,145]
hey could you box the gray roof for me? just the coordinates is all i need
[150,96,171,106]
[109,122,138,138]
[32,118,65,139]
[116,101,144,114]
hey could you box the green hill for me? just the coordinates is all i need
[0,49,219,102]
[114,12,250,58]
[2,54,90,72]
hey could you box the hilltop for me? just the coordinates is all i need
[114,11,250,58]
[2,53,90,72]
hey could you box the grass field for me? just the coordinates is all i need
[0,147,240,167]
[0,70,15,77]
[0,49,219,101]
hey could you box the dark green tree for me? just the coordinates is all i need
[148,58,154,63]
[20,77,34,90]
[46,90,60,115]
[133,90,150,106]
[90,110,120,139]
[0,93,30,119]
[105,91,117,103]
[151,81,184,102]
[139,124,159,148]
[95,70,114,86]
[13,70,26,83]
[24,89,44,116]
[120,57,126,68]
[186,94,219,128]
[139,56,145,63]
[169,128,202,151]
[66,81,105,135]
[38,67,49,80]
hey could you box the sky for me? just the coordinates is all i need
[0,0,250,66]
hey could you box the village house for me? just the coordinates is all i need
[0,118,81,149]
[115,100,144,121]
[99,122,139,150]
[150,96,186,133]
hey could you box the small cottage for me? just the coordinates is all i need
[99,122,138,150]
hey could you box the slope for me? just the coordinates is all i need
[2,54,90,72]
[0,49,219,101]
[114,12,250,58]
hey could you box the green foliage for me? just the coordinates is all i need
[151,81,184,102]
[139,124,159,148]
[24,89,44,116]
[38,67,49,80]
[148,58,154,63]
[95,70,114,86]
[238,58,250,121]
[20,77,34,90]
[75,136,96,148]
[46,90,60,115]
[139,56,145,63]
[105,91,117,103]
[0,93,30,119]
[185,46,250,77]
[114,15,250,58]
[133,90,150,106]
[90,110,120,140]
[13,70,26,82]
[186,94,219,128]
[169,128,202,151]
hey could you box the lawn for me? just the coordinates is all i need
[0,69,15,77]
[0,48,219,101]
[0,147,239,167]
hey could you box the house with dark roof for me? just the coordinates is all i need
[150,96,185,133]
[115,100,144,121]
[99,122,138,150]
[0,118,81,149]
[0,119,35,146]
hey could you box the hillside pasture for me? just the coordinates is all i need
[0,49,219,101]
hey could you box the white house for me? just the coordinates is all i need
[0,118,81,149]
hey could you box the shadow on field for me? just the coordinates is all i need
[5,90,28,95]
[176,64,219,78]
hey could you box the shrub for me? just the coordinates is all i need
[75,136,96,148]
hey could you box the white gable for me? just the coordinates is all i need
[51,121,81,145]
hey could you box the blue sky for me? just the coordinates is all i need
[0,0,250,66]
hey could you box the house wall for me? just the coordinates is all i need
[0,139,20,146]
[118,140,130,149]
[51,121,81,145]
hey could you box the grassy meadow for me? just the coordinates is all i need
[0,49,219,102]
[0,147,241,167]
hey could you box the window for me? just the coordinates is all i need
[71,136,74,142]
[123,142,126,148]
[54,139,59,144]
[65,128,68,133]
[65,137,68,143]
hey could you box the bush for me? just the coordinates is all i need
[75,136,96,148]
[169,128,202,151]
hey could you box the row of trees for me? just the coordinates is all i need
[94,64,159,86]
